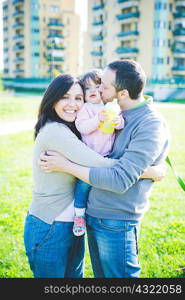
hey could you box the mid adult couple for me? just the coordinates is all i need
[24,60,169,278]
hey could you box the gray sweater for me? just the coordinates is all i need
[87,99,170,220]
[30,122,115,224]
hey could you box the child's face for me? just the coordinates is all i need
[84,78,102,104]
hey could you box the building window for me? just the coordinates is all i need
[32,16,39,21]
[157,57,164,64]
[169,3,173,12]
[155,2,162,10]
[168,21,172,30]
[50,5,59,13]
[168,39,171,47]
[33,40,40,45]
[32,29,40,33]
[167,57,170,65]
[32,3,39,9]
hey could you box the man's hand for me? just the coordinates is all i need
[38,151,70,173]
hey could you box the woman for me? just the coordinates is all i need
[24,74,164,278]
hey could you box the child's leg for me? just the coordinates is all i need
[74,179,91,215]
[73,180,91,236]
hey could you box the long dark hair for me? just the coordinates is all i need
[34,74,83,139]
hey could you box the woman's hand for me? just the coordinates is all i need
[140,163,167,182]
[38,151,70,173]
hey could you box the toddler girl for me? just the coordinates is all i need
[73,69,124,236]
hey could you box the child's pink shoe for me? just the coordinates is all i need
[73,215,86,236]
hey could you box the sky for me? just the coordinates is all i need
[0,0,88,71]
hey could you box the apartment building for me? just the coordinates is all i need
[87,0,185,81]
[2,0,80,79]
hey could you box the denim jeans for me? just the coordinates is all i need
[74,179,91,209]
[24,214,85,278]
[86,215,141,278]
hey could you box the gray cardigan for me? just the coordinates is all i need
[30,122,115,224]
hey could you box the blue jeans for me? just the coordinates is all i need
[86,215,141,278]
[74,179,91,209]
[24,214,85,278]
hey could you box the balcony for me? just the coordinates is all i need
[14,57,24,62]
[173,48,185,53]
[13,45,24,51]
[13,34,24,39]
[92,20,104,26]
[116,11,140,20]
[175,1,185,7]
[48,34,64,39]
[46,56,64,62]
[3,4,8,10]
[92,3,104,10]
[92,35,104,41]
[173,12,185,18]
[91,51,103,56]
[117,30,139,37]
[47,45,65,50]
[48,22,64,27]
[12,0,24,5]
[117,0,131,2]
[172,65,185,71]
[116,47,139,54]
[173,28,185,35]
[13,22,24,28]
[12,10,24,17]
[13,69,24,73]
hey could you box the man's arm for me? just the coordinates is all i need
[39,118,168,192]
[88,119,168,194]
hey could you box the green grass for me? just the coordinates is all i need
[0,92,41,122]
[0,96,184,278]
[167,99,185,104]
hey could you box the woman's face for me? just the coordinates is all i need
[54,83,84,122]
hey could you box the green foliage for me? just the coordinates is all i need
[0,98,184,278]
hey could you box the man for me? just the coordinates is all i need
[39,60,169,278]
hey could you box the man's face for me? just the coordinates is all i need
[99,68,117,103]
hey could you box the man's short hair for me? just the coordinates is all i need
[107,60,146,100]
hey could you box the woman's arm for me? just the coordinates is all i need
[39,152,166,184]
[42,122,116,168]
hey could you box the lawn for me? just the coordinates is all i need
[0,91,41,122]
[0,95,184,278]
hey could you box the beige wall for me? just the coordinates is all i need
[138,0,154,78]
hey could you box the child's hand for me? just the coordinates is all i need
[112,115,123,129]
[98,110,109,122]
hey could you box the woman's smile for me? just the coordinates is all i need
[54,83,84,122]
